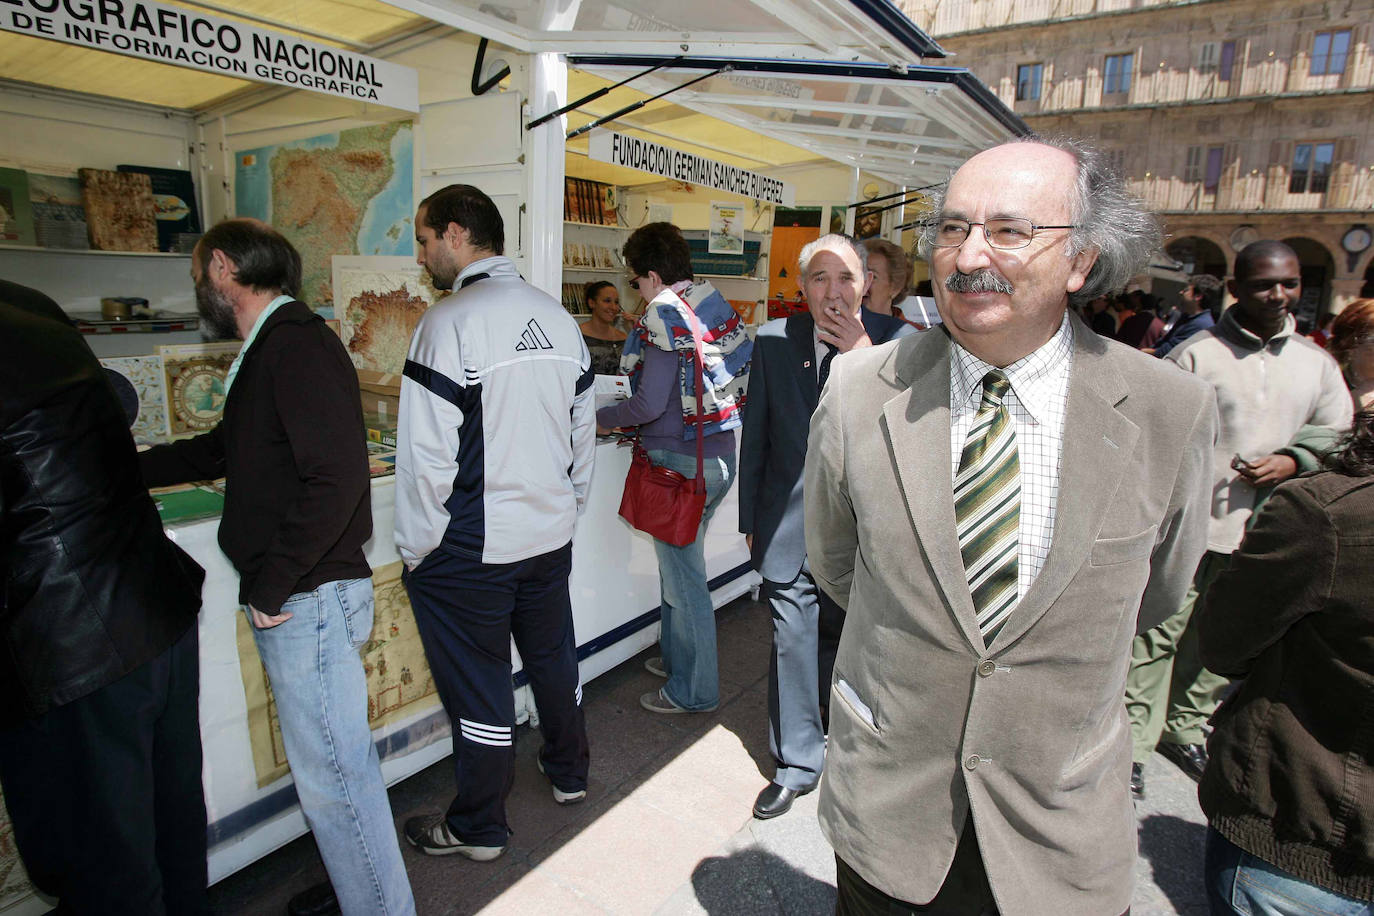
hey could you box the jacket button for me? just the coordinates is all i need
[965,754,981,771]
[977,660,996,677]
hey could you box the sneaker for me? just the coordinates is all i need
[402,814,504,860]
[536,757,587,805]
[639,688,717,715]
[644,656,669,678]
[1130,762,1146,802]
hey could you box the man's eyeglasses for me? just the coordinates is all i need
[629,276,643,291]
[925,217,1078,250]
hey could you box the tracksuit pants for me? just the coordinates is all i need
[403,541,589,847]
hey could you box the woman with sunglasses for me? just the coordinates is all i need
[595,222,753,715]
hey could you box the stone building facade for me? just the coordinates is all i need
[901,0,1374,321]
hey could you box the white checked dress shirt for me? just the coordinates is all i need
[949,316,1073,601]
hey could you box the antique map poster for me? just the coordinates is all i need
[332,256,438,374]
[158,342,241,439]
[234,122,415,312]
[79,168,158,251]
[0,790,37,912]
[236,561,443,787]
[101,355,169,445]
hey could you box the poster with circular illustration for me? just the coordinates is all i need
[157,342,241,438]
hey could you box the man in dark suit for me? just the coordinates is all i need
[738,233,916,820]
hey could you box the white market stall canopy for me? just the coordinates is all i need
[564,56,1024,191]
[376,0,947,65]
[0,0,1025,190]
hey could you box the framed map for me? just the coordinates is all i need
[332,255,439,374]
[100,355,170,445]
[234,121,415,313]
[158,342,241,438]
[236,561,443,787]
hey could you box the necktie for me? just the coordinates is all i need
[954,370,1021,646]
[818,343,839,392]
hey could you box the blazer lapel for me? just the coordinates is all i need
[785,313,820,412]
[988,324,1141,651]
[882,331,984,649]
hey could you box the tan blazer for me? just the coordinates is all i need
[806,320,1216,915]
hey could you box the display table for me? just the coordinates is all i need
[173,438,757,882]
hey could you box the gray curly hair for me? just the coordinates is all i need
[915,135,1161,307]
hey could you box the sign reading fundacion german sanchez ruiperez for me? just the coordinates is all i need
[588,130,795,206]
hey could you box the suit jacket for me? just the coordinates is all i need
[738,309,915,583]
[805,319,1216,914]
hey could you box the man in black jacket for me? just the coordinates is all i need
[0,282,208,914]
[140,220,415,916]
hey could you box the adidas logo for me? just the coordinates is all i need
[515,319,554,352]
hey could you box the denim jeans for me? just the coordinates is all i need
[1206,828,1372,915]
[249,578,416,916]
[647,448,736,711]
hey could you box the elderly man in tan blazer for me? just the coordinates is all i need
[805,138,1217,915]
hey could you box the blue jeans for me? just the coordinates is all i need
[1206,828,1372,915]
[249,578,415,916]
[647,448,736,711]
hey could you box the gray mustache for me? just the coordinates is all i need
[945,270,1015,295]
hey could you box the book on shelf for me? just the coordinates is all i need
[118,165,201,253]
[80,168,158,252]
[563,177,618,226]
[29,173,89,249]
[0,167,37,247]
[363,412,399,448]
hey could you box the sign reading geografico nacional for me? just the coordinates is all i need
[0,0,419,111]
[588,130,795,206]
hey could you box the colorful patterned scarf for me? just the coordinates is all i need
[619,280,752,440]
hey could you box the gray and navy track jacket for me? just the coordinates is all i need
[395,256,596,568]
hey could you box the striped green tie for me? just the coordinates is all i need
[955,370,1020,645]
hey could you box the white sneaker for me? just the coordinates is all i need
[644,656,668,678]
[537,758,587,805]
[402,814,505,860]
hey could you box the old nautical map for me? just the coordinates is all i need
[234,122,415,312]
[333,256,438,374]
[237,561,444,787]
[158,342,241,439]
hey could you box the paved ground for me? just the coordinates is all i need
[209,596,1211,915]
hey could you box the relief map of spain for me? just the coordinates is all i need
[234,121,415,313]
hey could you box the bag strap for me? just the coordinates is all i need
[675,291,707,492]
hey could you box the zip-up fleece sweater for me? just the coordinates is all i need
[1167,309,1351,553]
[395,256,596,568]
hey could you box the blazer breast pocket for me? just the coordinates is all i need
[1089,525,1158,567]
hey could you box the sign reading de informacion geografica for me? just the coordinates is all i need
[0,0,419,111]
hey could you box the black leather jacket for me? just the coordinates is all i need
[0,295,204,725]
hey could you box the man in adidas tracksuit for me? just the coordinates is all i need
[396,184,596,861]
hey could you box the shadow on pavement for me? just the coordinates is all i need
[1137,813,1208,912]
[208,596,780,915]
[691,847,836,916]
